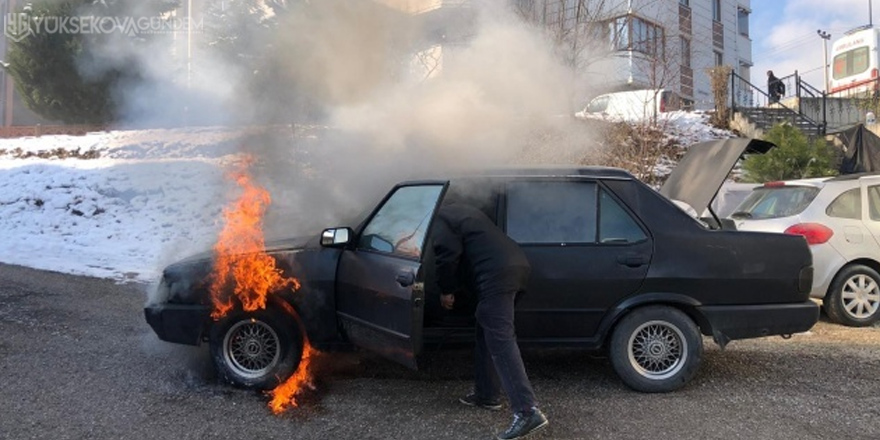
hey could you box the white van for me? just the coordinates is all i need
[574,89,681,122]
[830,25,880,95]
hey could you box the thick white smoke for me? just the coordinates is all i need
[73,0,603,257]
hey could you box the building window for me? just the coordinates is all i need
[712,0,722,22]
[607,14,665,58]
[681,36,691,67]
[714,51,723,66]
[737,7,749,37]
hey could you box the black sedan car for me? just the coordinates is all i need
[145,138,818,393]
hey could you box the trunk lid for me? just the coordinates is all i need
[660,138,775,215]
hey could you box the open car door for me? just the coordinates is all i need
[335,182,448,369]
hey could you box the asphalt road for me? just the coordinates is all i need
[2,262,880,440]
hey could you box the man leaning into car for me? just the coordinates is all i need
[432,198,548,440]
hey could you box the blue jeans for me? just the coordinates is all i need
[473,269,537,414]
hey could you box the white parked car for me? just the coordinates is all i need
[730,174,880,326]
[574,89,682,122]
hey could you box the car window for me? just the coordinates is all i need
[731,186,820,219]
[599,189,647,243]
[586,96,609,113]
[507,181,597,244]
[358,185,444,259]
[826,188,862,220]
[868,186,880,221]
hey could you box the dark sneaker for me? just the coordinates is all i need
[496,409,549,440]
[458,393,502,411]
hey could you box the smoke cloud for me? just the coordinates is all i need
[75,0,602,247]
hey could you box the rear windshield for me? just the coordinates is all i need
[730,186,820,220]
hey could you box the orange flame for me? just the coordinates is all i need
[208,156,314,414]
[209,156,300,320]
[268,341,318,413]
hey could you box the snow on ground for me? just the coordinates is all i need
[0,128,247,282]
[0,114,731,283]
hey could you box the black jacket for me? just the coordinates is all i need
[768,75,784,96]
[432,202,530,295]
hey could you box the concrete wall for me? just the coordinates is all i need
[796,97,872,132]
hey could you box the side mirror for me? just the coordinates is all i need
[321,227,352,247]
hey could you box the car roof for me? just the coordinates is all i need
[761,177,830,187]
[760,173,880,189]
[446,166,636,180]
[826,172,880,182]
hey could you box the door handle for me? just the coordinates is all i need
[396,272,415,287]
[617,255,648,268]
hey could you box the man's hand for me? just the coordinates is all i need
[440,293,455,310]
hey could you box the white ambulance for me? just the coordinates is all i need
[830,25,880,95]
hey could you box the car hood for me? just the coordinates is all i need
[660,138,775,215]
[166,235,318,270]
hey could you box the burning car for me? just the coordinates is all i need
[145,138,818,397]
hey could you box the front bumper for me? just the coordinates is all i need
[698,301,819,345]
[144,304,211,346]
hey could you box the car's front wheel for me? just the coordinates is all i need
[824,264,880,327]
[209,310,302,390]
[609,306,703,393]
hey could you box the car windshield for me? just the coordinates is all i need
[730,186,820,220]
[586,96,609,113]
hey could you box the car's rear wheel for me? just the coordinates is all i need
[824,264,880,327]
[609,306,703,393]
[209,309,302,390]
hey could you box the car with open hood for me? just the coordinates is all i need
[145,138,818,394]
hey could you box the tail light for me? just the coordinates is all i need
[873,68,879,79]
[784,223,834,245]
[763,181,786,188]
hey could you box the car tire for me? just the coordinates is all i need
[609,306,703,393]
[209,309,302,390]
[824,264,880,327]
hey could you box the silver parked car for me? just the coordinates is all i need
[730,174,880,327]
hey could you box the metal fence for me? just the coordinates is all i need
[0,124,108,139]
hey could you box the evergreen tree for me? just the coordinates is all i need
[4,0,179,124]
[742,123,839,182]
[203,0,288,62]
[202,0,302,123]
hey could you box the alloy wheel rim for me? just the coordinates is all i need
[841,274,880,319]
[223,319,281,379]
[627,320,687,380]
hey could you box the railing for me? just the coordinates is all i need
[730,71,825,134]
[828,76,880,99]
[796,77,827,133]
[825,77,880,130]
[732,68,880,134]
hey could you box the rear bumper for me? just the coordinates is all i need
[809,243,846,299]
[698,301,819,344]
[144,304,210,346]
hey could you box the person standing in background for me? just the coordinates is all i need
[767,70,785,104]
